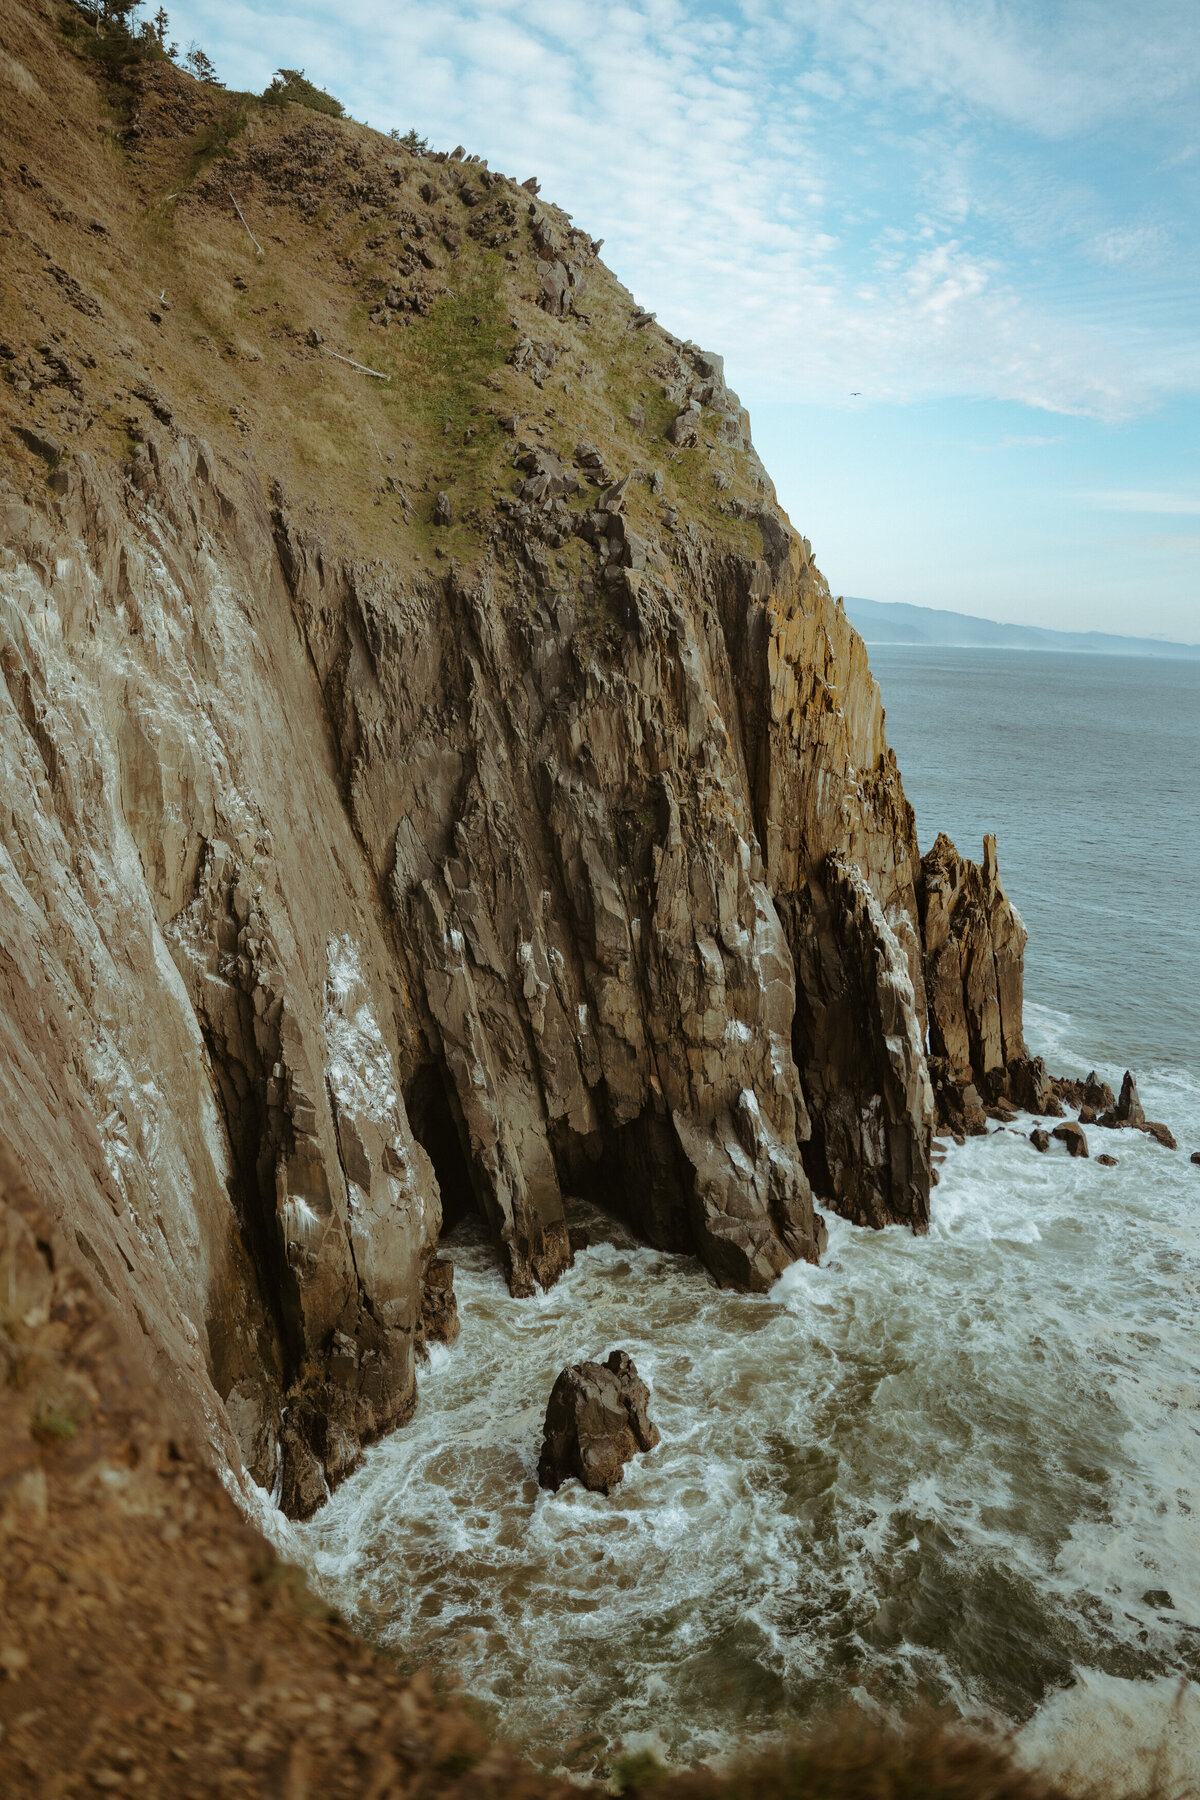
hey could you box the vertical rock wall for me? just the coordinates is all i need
[0,444,453,1514]
[0,424,946,1514]
[0,4,1038,1517]
[918,831,1035,1131]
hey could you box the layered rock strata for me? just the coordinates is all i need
[0,3,1029,1515]
[918,832,1040,1132]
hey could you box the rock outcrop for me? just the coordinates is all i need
[785,856,932,1229]
[918,832,1035,1130]
[1107,1072,1147,1128]
[1052,1122,1089,1159]
[537,1349,660,1493]
[1097,1072,1177,1149]
[0,1,1040,1517]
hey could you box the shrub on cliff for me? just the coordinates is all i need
[262,66,345,115]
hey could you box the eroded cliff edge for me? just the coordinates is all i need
[0,1,1033,1516]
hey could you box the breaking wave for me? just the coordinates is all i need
[291,1009,1200,1774]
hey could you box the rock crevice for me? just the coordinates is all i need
[0,7,1051,1518]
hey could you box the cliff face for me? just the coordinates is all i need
[0,1,1030,1516]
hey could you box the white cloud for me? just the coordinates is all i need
[1092,225,1168,267]
[791,0,1200,137]
[1083,492,1200,515]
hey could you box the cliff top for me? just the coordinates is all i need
[1,0,783,595]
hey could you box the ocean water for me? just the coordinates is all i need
[289,649,1200,1779]
[869,647,1200,1069]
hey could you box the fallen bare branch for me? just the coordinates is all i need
[330,351,391,380]
[228,191,264,258]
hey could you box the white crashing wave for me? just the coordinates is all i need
[286,1011,1200,1776]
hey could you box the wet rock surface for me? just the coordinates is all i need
[919,832,1029,1120]
[1052,1122,1089,1159]
[1096,1071,1177,1149]
[537,1349,661,1494]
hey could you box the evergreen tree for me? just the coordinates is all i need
[185,42,222,84]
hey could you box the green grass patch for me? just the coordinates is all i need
[178,105,253,188]
[30,1404,79,1444]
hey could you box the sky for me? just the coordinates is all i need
[156,0,1200,640]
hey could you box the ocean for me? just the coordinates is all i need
[285,648,1200,1783]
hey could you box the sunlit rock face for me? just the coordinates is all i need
[0,8,1031,1515]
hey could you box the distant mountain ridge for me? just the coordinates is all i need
[844,596,1200,659]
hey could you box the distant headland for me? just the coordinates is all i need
[845,596,1200,658]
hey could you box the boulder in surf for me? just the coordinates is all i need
[537,1350,660,1496]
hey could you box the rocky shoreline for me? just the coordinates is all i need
[0,0,1187,1537]
[1,7,1196,1791]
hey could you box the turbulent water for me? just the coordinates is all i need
[290,649,1200,1774]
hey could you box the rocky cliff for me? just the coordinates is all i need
[0,0,1033,1518]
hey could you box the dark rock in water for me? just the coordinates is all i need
[1098,1069,1146,1129]
[1052,1122,1089,1158]
[416,1256,460,1356]
[1009,1054,1055,1113]
[1116,1070,1145,1126]
[1095,1073,1176,1147]
[1030,1128,1051,1153]
[538,1350,660,1495]
[1078,1104,1096,1124]
[1097,1152,1118,1166]
[1191,1151,1200,1167]
[918,832,1027,1105]
[568,1225,592,1254]
[1052,1069,1115,1113]
[1142,1589,1175,1610]
[1083,1070,1116,1111]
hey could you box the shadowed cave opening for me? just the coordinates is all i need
[405,1064,481,1238]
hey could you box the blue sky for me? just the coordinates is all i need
[158,1,1200,639]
